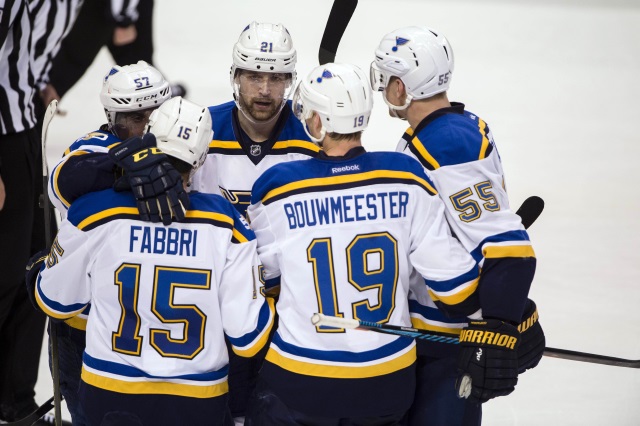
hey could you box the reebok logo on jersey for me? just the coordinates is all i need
[331,164,360,174]
[459,329,518,350]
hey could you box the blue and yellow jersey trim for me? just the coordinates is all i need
[252,152,437,206]
[66,191,254,243]
[470,230,535,262]
[35,273,88,320]
[53,130,121,208]
[265,333,416,379]
[63,130,121,156]
[208,139,319,157]
[228,297,276,357]
[207,100,317,156]
[81,353,228,398]
[408,301,467,335]
[404,109,495,171]
[424,265,479,306]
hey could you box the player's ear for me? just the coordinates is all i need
[391,77,406,98]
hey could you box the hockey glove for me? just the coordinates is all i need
[456,319,520,403]
[25,249,49,312]
[108,133,189,226]
[517,298,545,373]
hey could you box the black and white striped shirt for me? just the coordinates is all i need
[30,0,84,91]
[0,0,83,134]
[0,0,36,135]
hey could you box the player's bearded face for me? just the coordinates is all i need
[237,71,289,121]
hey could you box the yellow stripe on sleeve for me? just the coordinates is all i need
[483,245,536,259]
[428,278,479,306]
[232,298,276,357]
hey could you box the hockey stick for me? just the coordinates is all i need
[516,195,544,229]
[318,0,358,64]
[311,314,640,369]
[4,397,55,426]
[41,99,63,426]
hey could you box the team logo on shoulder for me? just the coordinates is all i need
[250,145,261,156]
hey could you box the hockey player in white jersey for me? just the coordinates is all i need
[245,63,486,424]
[41,60,177,425]
[188,22,319,423]
[49,60,188,225]
[191,22,319,220]
[29,97,275,426]
[371,26,543,425]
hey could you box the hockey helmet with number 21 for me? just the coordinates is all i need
[371,26,454,110]
[145,96,213,178]
[100,60,172,133]
[231,22,297,115]
[292,63,373,143]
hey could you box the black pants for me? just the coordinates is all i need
[49,0,154,98]
[0,128,49,421]
[79,381,230,426]
[245,377,406,426]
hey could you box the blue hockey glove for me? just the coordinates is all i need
[456,319,520,403]
[517,298,545,373]
[109,133,189,226]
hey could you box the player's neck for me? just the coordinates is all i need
[237,110,279,143]
[406,94,451,130]
[322,137,362,156]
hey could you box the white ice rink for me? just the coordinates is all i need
[34,0,640,424]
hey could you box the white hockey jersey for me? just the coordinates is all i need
[35,189,274,398]
[247,147,479,417]
[190,101,319,220]
[398,103,536,337]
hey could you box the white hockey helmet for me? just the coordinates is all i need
[146,96,213,175]
[231,21,297,75]
[370,26,454,110]
[230,22,297,121]
[100,61,172,131]
[292,63,373,143]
